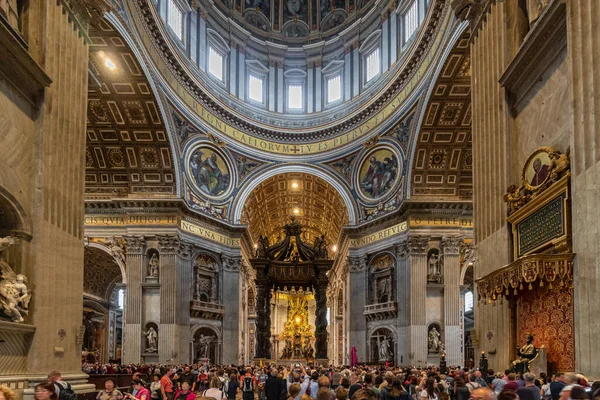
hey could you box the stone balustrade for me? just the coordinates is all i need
[363,301,398,321]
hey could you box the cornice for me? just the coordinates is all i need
[128,0,448,143]
[450,0,495,40]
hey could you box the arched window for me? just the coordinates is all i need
[464,290,474,312]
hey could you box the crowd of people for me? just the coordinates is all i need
[1,364,598,400]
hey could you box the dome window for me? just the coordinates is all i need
[209,46,224,81]
[403,0,419,44]
[166,0,184,41]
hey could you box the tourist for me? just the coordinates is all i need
[559,374,580,400]
[150,375,161,400]
[407,376,418,400]
[179,367,195,390]
[470,388,494,400]
[474,372,487,389]
[351,388,377,400]
[127,380,150,400]
[497,391,518,400]
[48,371,73,400]
[419,378,438,400]
[265,368,286,400]
[302,372,320,397]
[492,373,507,394]
[35,382,58,400]
[201,376,226,400]
[289,383,302,400]
[160,370,175,400]
[335,387,348,400]
[516,374,541,400]
[364,375,379,397]
[0,386,15,400]
[174,382,196,400]
[241,367,257,400]
[503,374,519,393]
[97,378,124,400]
[226,373,240,400]
[380,378,410,400]
[453,377,469,400]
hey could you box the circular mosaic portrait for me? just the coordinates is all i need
[356,146,402,201]
[522,147,552,190]
[186,145,233,199]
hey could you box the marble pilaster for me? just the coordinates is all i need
[221,254,241,364]
[408,236,428,366]
[157,235,178,363]
[348,255,368,362]
[394,242,410,364]
[122,235,145,364]
[442,236,462,366]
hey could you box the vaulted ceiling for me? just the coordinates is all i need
[241,173,349,247]
[411,32,472,199]
[83,246,122,300]
[85,19,176,199]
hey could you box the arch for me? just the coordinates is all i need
[231,164,358,224]
[190,324,222,338]
[86,242,127,284]
[0,187,32,239]
[460,258,474,286]
[368,251,396,267]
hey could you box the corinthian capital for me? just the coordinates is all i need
[123,235,145,255]
[221,254,241,271]
[61,0,112,22]
[408,236,429,255]
[442,236,463,255]
[395,241,410,259]
[348,255,368,272]
[177,240,194,259]
[157,234,179,254]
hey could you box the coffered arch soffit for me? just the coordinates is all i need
[85,18,178,199]
[408,29,473,200]
[239,171,351,247]
[83,246,124,301]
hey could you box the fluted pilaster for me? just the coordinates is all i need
[442,236,462,366]
[407,236,429,366]
[221,254,241,364]
[567,0,600,377]
[122,235,145,363]
[348,255,368,362]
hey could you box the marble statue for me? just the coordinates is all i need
[144,326,158,352]
[198,334,215,358]
[0,237,30,323]
[148,253,159,278]
[511,334,537,374]
[378,336,391,360]
[428,327,442,353]
[427,249,442,283]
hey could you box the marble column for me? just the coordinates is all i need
[314,274,328,359]
[566,0,600,378]
[442,236,463,367]
[348,255,368,362]
[122,235,145,364]
[408,236,429,367]
[394,241,410,365]
[157,235,178,363]
[221,254,242,363]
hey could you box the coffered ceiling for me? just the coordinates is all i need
[241,173,349,247]
[85,19,176,199]
[411,32,472,199]
[83,246,122,300]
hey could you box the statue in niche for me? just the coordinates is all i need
[428,327,442,353]
[198,334,215,358]
[427,249,442,283]
[147,253,159,278]
[0,0,19,32]
[0,237,30,323]
[144,326,158,353]
[378,336,391,360]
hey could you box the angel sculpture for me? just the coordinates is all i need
[0,258,30,323]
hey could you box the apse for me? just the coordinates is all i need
[241,172,349,248]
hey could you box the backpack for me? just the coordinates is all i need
[57,382,77,400]
[243,376,253,392]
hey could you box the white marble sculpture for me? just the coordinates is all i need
[428,327,442,353]
[198,334,215,358]
[427,250,442,283]
[0,237,30,323]
[378,336,391,360]
[148,253,159,278]
[106,236,126,265]
[144,326,158,352]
